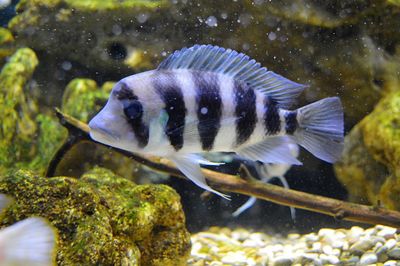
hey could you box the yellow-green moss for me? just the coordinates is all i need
[0,48,67,175]
[388,0,400,7]
[362,91,400,168]
[335,91,400,210]
[0,48,38,172]
[0,167,190,265]
[61,78,113,123]
[0,27,14,62]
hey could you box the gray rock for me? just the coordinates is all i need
[375,245,389,262]
[272,256,293,266]
[349,239,374,256]
[388,247,400,259]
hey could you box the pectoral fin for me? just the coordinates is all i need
[146,110,169,151]
[171,154,230,200]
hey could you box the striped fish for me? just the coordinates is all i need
[89,45,344,199]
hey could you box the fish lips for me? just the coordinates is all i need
[88,119,121,143]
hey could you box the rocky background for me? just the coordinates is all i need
[0,0,400,265]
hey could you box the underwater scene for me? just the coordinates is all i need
[1,0,400,265]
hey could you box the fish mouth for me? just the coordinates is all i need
[89,124,120,142]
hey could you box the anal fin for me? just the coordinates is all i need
[237,136,302,165]
[171,154,230,200]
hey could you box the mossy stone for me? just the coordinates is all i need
[335,90,400,209]
[0,48,67,175]
[0,48,38,172]
[0,167,191,265]
[0,27,14,63]
[61,78,113,123]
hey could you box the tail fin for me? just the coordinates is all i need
[0,217,57,266]
[294,97,344,163]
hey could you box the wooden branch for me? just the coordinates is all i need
[48,108,400,228]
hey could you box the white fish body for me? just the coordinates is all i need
[0,195,56,266]
[89,45,344,199]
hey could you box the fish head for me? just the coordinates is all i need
[89,78,153,152]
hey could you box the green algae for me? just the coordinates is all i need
[0,48,39,172]
[0,28,13,44]
[62,78,113,123]
[0,48,67,175]
[0,27,14,63]
[63,0,165,10]
[0,167,190,265]
[26,114,67,172]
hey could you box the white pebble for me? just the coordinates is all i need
[311,242,322,252]
[249,232,265,243]
[348,226,364,242]
[365,227,377,236]
[377,226,397,239]
[322,245,333,255]
[221,251,248,264]
[318,228,336,237]
[191,242,202,254]
[287,233,300,240]
[272,255,293,266]
[385,239,397,250]
[270,244,284,253]
[231,229,250,241]
[243,239,264,248]
[384,260,398,266]
[304,233,319,242]
[359,252,378,265]
[319,253,340,264]
[331,240,345,249]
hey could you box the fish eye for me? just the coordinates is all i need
[123,100,143,120]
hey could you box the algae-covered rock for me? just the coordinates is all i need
[335,90,400,209]
[0,167,191,265]
[0,27,14,64]
[0,48,38,169]
[62,78,113,122]
[0,48,66,175]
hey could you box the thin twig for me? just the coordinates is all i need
[48,109,400,228]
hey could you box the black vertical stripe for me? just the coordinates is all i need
[114,81,137,100]
[192,71,222,151]
[264,96,281,135]
[115,81,149,148]
[285,111,297,134]
[234,80,257,146]
[153,71,187,151]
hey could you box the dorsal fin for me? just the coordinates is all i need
[157,44,306,108]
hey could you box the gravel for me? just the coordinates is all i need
[188,225,400,265]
